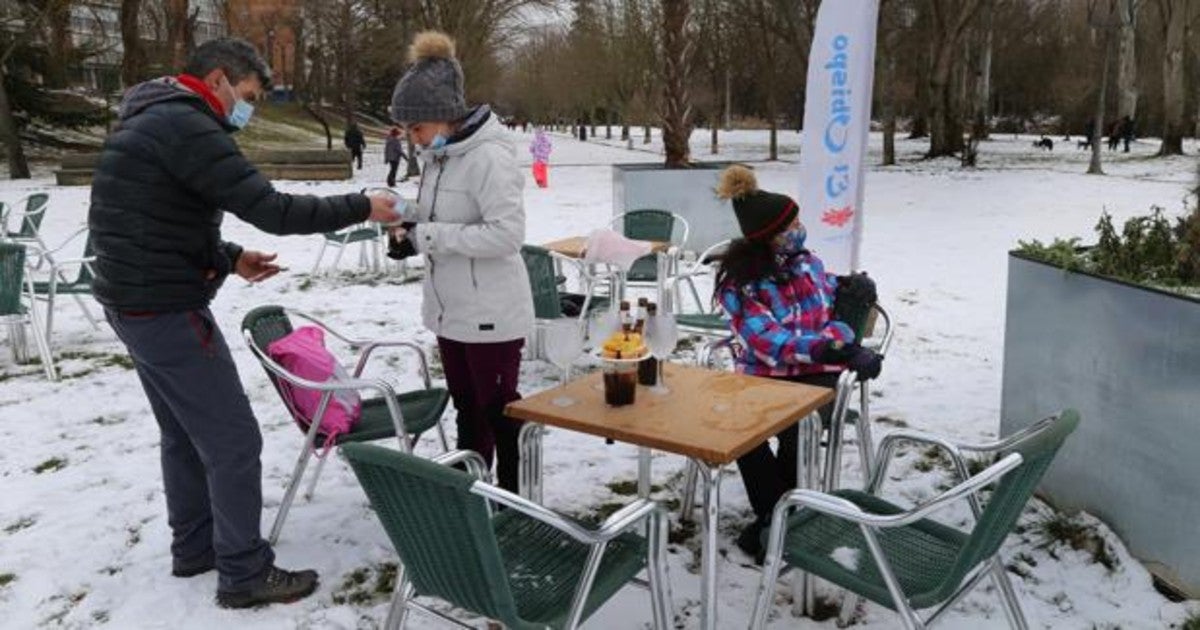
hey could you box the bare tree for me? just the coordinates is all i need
[1154,0,1188,155]
[926,0,982,158]
[166,0,190,71]
[121,0,148,87]
[1087,0,1121,175]
[0,1,69,178]
[1115,0,1143,121]
[660,0,693,167]
[970,0,994,142]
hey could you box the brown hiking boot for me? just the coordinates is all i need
[215,565,319,609]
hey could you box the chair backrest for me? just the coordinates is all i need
[0,242,26,316]
[938,410,1080,597]
[342,443,524,625]
[11,194,49,238]
[617,209,678,244]
[77,233,96,284]
[520,245,564,320]
[241,305,305,420]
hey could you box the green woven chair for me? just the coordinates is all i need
[343,444,673,629]
[241,305,451,544]
[311,223,384,274]
[28,226,101,338]
[521,245,610,321]
[0,242,57,380]
[6,194,51,261]
[608,209,688,287]
[750,410,1081,630]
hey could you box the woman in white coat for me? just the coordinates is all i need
[386,31,534,492]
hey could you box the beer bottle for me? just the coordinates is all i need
[619,300,632,338]
[638,302,659,386]
[634,297,649,334]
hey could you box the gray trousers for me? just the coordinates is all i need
[107,307,273,592]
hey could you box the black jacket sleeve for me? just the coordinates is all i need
[166,111,371,235]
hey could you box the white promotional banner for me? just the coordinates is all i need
[797,0,881,274]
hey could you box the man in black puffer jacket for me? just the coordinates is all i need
[88,38,399,609]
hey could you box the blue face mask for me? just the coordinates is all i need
[227,99,254,129]
[427,133,448,150]
[776,226,808,255]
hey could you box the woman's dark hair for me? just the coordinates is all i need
[713,237,783,296]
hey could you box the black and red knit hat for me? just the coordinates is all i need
[716,165,798,241]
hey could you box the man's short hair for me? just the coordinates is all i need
[183,38,273,88]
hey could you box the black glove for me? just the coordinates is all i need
[833,272,878,337]
[810,339,856,364]
[847,345,883,380]
[810,340,883,380]
[387,231,418,260]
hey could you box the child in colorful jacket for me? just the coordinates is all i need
[713,164,882,562]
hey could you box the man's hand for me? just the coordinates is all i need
[367,192,401,223]
[236,250,282,283]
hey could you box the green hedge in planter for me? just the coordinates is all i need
[1017,205,1200,294]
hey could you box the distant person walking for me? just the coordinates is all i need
[1121,115,1135,153]
[384,126,407,186]
[88,37,400,609]
[529,127,552,188]
[1107,119,1122,152]
[344,121,366,169]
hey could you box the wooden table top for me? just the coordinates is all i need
[542,235,670,260]
[506,363,834,465]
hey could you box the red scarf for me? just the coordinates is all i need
[175,73,227,118]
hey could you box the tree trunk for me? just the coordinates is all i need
[45,2,73,89]
[927,0,983,157]
[166,0,191,72]
[1157,0,1186,156]
[1116,0,1140,120]
[710,122,718,155]
[644,124,651,144]
[121,0,147,88]
[302,102,333,150]
[971,0,994,141]
[882,30,899,166]
[767,91,778,161]
[660,0,693,167]
[621,123,630,141]
[723,65,732,130]
[1089,25,1113,175]
[0,67,31,179]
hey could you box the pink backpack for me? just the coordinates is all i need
[267,326,362,454]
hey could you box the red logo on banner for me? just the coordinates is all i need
[821,206,855,228]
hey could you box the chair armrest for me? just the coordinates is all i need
[868,430,975,494]
[350,340,433,387]
[285,308,433,387]
[778,453,1022,529]
[432,449,490,482]
[470,484,662,546]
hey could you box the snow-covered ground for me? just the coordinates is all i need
[0,129,1197,629]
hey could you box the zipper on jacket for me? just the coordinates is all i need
[427,156,450,327]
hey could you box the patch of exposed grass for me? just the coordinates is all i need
[1035,512,1117,571]
[33,457,68,474]
[331,562,398,606]
[606,480,665,496]
[1180,612,1200,630]
[0,573,15,588]
[58,350,134,370]
[4,515,36,534]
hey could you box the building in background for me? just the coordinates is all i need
[69,0,227,92]
[225,0,299,99]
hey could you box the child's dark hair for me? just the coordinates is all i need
[713,237,783,295]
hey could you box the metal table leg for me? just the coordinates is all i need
[638,446,652,498]
[695,461,723,630]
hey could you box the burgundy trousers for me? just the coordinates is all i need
[436,337,525,492]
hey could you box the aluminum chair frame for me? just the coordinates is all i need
[242,308,450,544]
[826,303,896,489]
[5,194,51,264]
[25,226,101,338]
[750,417,1065,630]
[311,223,385,274]
[606,210,690,304]
[385,449,674,630]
